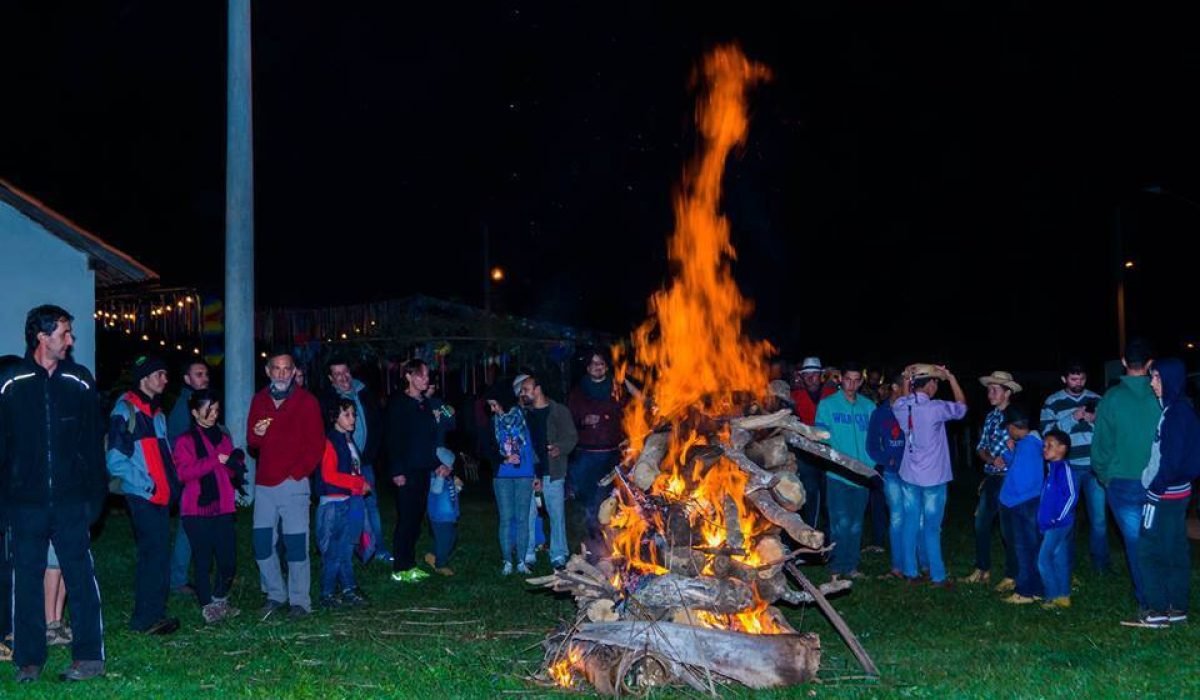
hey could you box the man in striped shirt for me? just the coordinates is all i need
[1040,361,1109,573]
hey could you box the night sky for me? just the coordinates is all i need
[5,3,1200,376]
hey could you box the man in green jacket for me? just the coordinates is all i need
[1092,338,1161,610]
[815,361,877,580]
[517,374,579,569]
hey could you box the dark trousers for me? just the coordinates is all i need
[795,452,825,530]
[1139,497,1190,614]
[431,521,458,567]
[1005,498,1044,598]
[569,449,621,545]
[975,474,1017,577]
[126,495,170,630]
[10,503,104,666]
[867,477,887,547]
[392,470,431,571]
[183,514,237,606]
[1,517,11,642]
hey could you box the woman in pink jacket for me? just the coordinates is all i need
[172,389,240,624]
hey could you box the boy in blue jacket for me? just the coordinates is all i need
[425,447,460,576]
[1037,429,1076,609]
[1122,358,1200,628]
[998,404,1045,604]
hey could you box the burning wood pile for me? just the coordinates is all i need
[529,46,878,695]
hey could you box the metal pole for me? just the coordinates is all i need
[226,0,256,501]
[1114,206,1126,358]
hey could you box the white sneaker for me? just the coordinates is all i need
[501,561,514,576]
[524,554,538,567]
[517,563,533,575]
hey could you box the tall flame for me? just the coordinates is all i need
[619,45,773,453]
[606,46,783,636]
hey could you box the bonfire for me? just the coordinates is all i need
[530,45,879,695]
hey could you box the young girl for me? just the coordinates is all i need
[172,389,240,624]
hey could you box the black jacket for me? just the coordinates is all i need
[385,393,440,479]
[0,353,106,515]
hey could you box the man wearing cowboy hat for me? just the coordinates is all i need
[962,371,1022,588]
[790,357,836,528]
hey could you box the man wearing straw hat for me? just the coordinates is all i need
[962,371,1022,590]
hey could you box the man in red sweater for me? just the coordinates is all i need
[790,356,836,529]
[246,350,324,619]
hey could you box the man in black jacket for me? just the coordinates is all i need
[320,357,388,562]
[0,305,107,682]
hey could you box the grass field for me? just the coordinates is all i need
[3,480,1199,698]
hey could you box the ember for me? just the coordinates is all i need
[531,44,878,695]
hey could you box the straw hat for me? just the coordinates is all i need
[979,370,1022,393]
[905,363,946,381]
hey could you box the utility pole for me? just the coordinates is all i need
[226,0,255,500]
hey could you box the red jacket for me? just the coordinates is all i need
[567,383,625,450]
[791,385,836,426]
[246,386,324,487]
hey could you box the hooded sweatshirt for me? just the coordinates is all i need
[1092,374,1162,484]
[1141,358,1200,502]
[999,431,1043,507]
[815,390,876,486]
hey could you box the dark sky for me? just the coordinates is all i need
[4,2,1199,375]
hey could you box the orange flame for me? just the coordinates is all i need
[549,645,584,688]
[602,45,785,635]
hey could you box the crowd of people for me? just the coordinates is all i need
[2,303,1198,684]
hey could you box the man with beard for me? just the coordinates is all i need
[1041,361,1108,573]
[518,374,578,569]
[246,350,324,619]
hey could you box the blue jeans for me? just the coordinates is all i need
[360,467,389,561]
[494,477,534,564]
[901,481,947,582]
[1070,468,1110,571]
[1005,498,1044,598]
[827,478,868,575]
[1106,478,1147,607]
[430,521,457,567]
[1038,525,1072,600]
[526,477,568,564]
[169,517,191,589]
[569,449,620,542]
[316,497,363,597]
[974,473,1017,577]
[882,471,920,573]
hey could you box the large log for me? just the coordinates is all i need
[784,562,878,677]
[745,434,790,469]
[770,471,805,512]
[731,409,830,441]
[784,432,880,483]
[630,573,754,614]
[572,622,821,689]
[632,431,670,490]
[746,490,824,550]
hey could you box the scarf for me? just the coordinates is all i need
[582,375,614,401]
[269,378,296,402]
[192,425,226,507]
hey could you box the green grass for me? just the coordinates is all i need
[5,482,1200,698]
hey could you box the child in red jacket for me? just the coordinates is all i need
[315,399,371,608]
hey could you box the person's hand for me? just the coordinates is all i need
[992,455,1007,469]
[435,465,452,478]
[583,414,601,427]
[253,418,272,437]
[363,481,373,495]
[548,444,561,459]
[533,478,543,492]
[393,474,407,487]
[1005,438,1015,450]
[505,453,520,465]
[935,365,953,380]
[217,453,229,464]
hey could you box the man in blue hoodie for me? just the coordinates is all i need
[866,372,909,578]
[815,361,877,579]
[997,404,1044,604]
[1121,358,1200,628]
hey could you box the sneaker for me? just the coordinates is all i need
[59,660,105,682]
[374,552,394,564]
[318,594,342,610]
[391,568,430,583]
[213,597,241,619]
[1121,612,1168,629]
[1167,609,1188,624]
[877,570,905,581]
[862,545,885,554]
[524,555,538,568]
[46,620,73,646]
[202,601,229,624]
[516,562,533,575]
[0,641,11,663]
[993,577,1016,593]
[929,579,955,590]
[551,558,567,571]
[501,561,514,576]
[287,605,311,620]
[15,664,41,683]
[1042,596,1071,610]
[1002,593,1039,605]
[342,588,370,606]
[961,569,990,584]
[143,617,181,635]
[259,599,287,621]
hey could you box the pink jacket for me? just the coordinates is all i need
[173,429,237,517]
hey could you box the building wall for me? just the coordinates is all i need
[0,202,97,373]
